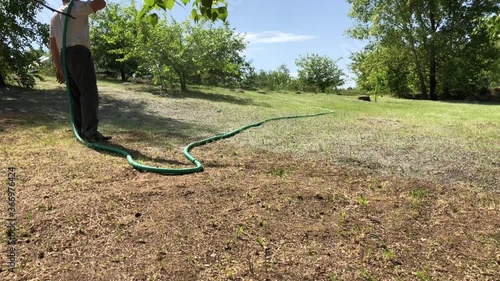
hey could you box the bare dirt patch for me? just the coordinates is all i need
[1,135,499,280]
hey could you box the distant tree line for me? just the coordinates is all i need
[347,0,500,100]
[1,0,497,101]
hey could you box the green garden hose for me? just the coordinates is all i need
[62,1,333,175]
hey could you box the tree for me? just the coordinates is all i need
[347,0,500,100]
[192,22,248,87]
[251,65,292,91]
[295,54,345,93]
[90,3,141,81]
[136,19,247,91]
[350,44,413,98]
[0,1,48,87]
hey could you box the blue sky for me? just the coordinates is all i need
[37,0,366,87]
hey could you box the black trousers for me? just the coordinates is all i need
[63,45,99,137]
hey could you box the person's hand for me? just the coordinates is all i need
[55,69,65,84]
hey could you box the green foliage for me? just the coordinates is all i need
[236,226,244,238]
[90,3,247,90]
[251,64,293,91]
[347,0,500,100]
[90,3,141,81]
[136,19,247,90]
[256,237,266,247]
[409,188,429,200]
[416,267,432,281]
[383,249,395,261]
[139,0,228,24]
[268,168,287,177]
[350,44,413,99]
[481,14,500,39]
[295,54,345,93]
[0,1,48,87]
[357,194,368,207]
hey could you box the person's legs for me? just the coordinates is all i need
[67,72,82,135]
[66,46,109,141]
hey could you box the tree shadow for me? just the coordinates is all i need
[436,91,500,105]
[137,85,271,107]
[0,85,217,139]
[438,99,500,106]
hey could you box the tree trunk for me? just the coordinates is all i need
[164,56,186,92]
[0,73,6,87]
[429,49,438,100]
[180,73,187,92]
[120,67,126,81]
[429,10,438,100]
[320,84,326,93]
[410,43,428,99]
[406,30,428,99]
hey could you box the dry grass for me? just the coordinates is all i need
[0,80,499,280]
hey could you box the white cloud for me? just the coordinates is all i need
[242,31,315,44]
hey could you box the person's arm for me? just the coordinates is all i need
[89,0,106,13]
[50,37,65,84]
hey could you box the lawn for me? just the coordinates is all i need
[1,79,499,280]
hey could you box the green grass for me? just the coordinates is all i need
[183,86,499,189]
[5,78,500,189]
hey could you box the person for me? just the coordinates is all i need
[49,0,111,142]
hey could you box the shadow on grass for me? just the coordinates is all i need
[0,85,217,142]
[438,98,500,106]
[138,86,270,107]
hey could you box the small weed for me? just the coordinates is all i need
[416,268,432,281]
[327,193,334,203]
[225,268,235,278]
[383,249,395,261]
[368,177,384,190]
[38,201,54,211]
[269,168,287,177]
[363,247,374,262]
[25,211,33,221]
[256,237,266,247]
[338,210,347,224]
[409,188,429,200]
[410,188,429,209]
[236,226,244,238]
[487,232,500,244]
[328,273,338,281]
[69,215,78,225]
[358,194,369,207]
[360,268,377,281]
[258,220,268,228]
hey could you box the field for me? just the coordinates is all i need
[1,79,499,280]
